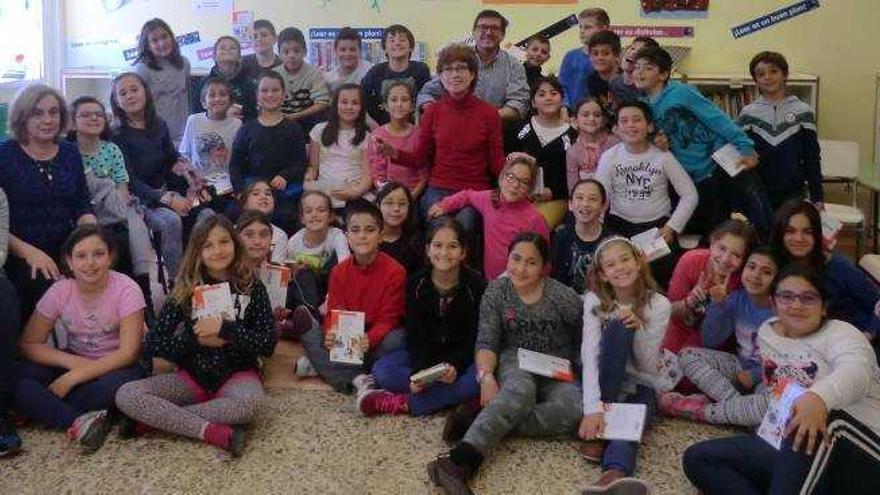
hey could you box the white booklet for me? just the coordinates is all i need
[602,403,648,442]
[260,263,291,311]
[191,282,235,320]
[631,228,672,263]
[328,310,366,365]
[655,348,683,392]
[517,348,574,381]
[712,143,745,177]
[820,212,842,246]
[531,167,545,196]
[757,381,807,449]
[206,172,234,196]
[410,363,451,385]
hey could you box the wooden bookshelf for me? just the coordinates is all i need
[307,40,427,72]
[674,71,819,122]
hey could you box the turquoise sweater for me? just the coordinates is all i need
[644,81,755,183]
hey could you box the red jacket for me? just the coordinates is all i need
[399,92,503,191]
[324,252,406,349]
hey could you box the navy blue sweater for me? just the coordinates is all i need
[824,254,880,336]
[112,119,186,206]
[228,118,306,195]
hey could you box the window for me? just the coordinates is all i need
[0,0,44,84]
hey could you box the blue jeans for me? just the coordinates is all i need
[683,434,813,495]
[599,319,658,475]
[300,319,406,394]
[687,170,774,243]
[371,348,479,416]
[13,361,147,429]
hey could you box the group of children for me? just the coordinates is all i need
[1,6,879,495]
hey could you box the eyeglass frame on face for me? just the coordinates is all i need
[29,107,61,120]
[474,23,503,34]
[773,290,822,307]
[441,64,471,75]
[503,172,531,189]
[76,111,106,120]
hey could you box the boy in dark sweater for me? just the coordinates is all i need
[737,51,822,210]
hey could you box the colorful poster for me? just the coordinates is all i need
[731,0,820,39]
[641,0,709,19]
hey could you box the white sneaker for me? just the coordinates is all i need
[295,356,318,378]
[352,374,377,396]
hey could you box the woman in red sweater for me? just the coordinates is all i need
[374,42,504,237]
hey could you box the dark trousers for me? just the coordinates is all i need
[599,319,658,475]
[0,276,21,416]
[4,256,53,323]
[686,170,775,244]
[13,361,147,429]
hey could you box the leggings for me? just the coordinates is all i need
[115,369,264,441]
[679,347,769,426]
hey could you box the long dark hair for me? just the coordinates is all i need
[321,83,368,147]
[375,181,423,270]
[109,72,160,134]
[134,18,185,70]
[67,96,111,141]
[770,199,825,270]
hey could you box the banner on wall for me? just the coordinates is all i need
[731,0,820,39]
[611,25,694,38]
[641,0,709,19]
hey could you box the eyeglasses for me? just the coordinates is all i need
[441,64,471,75]
[76,111,106,119]
[29,108,61,119]
[774,290,822,306]
[475,24,503,33]
[504,173,531,188]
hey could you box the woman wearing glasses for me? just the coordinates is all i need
[770,200,880,358]
[683,263,880,495]
[373,42,504,243]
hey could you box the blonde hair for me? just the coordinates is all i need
[587,237,659,321]
[8,83,68,145]
[171,216,255,308]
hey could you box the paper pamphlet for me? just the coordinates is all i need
[260,263,291,310]
[191,282,235,320]
[328,310,366,364]
[712,143,745,177]
[410,363,450,385]
[656,348,683,392]
[517,348,574,381]
[304,179,347,209]
[820,212,842,245]
[631,228,672,262]
[531,168,545,196]
[206,172,234,196]
[602,403,648,442]
[757,380,807,449]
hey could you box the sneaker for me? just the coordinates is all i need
[295,356,318,378]
[442,401,481,444]
[582,469,650,495]
[357,390,408,416]
[578,440,606,463]
[352,374,377,396]
[0,420,22,457]
[426,454,474,495]
[278,305,314,340]
[67,410,112,452]
[658,391,710,421]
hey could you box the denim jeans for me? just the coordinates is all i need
[686,170,775,243]
[371,348,479,416]
[599,319,658,475]
[683,434,813,495]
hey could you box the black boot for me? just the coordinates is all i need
[427,442,482,495]
[442,400,481,444]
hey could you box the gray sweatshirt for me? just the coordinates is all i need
[135,57,192,146]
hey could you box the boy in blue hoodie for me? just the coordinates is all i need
[633,47,774,241]
[737,51,822,210]
[558,8,608,110]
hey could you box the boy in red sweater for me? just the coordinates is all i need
[297,201,407,393]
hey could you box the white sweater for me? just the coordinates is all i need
[758,317,880,433]
[581,291,671,414]
[595,143,697,233]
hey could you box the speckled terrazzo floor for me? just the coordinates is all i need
[4,389,740,495]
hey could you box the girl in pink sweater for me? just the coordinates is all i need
[428,153,549,279]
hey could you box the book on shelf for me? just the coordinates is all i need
[602,403,648,442]
[192,282,235,320]
[517,348,574,381]
[328,310,366,365]
[308,40,427,72]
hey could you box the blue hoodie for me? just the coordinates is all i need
[644,81,755,183]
